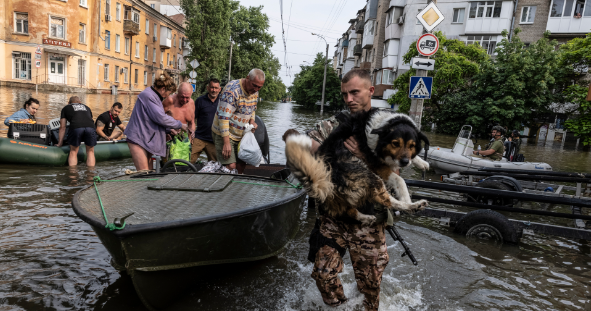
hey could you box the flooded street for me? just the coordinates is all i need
[1,87,591,310]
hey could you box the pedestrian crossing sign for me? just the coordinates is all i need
[409,76,433,99]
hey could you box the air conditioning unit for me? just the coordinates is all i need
[398,16,405,24]
[153,36,157,42]
[105,15,112,22]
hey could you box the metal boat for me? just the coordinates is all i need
[422,125,552,174]
[72,165,306,310]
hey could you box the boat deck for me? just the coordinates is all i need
[76,173,301,226]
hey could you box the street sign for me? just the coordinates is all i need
[189,70,197,79]
[416,2,445,33]
[35,53,41,60]
[416,33,439,57]
[191,84,196,92]
[409,76,433,99]
[35,45,42,54]
[411,58,435,70]
[35,60,41,68]
[190,59,199,68]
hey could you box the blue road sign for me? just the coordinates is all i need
[408,76,433,99]
[191,84,196,92]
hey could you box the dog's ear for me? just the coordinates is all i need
[370,125,390,136]
[418,131,430,146]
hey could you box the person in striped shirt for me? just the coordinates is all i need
[211,68,265,173]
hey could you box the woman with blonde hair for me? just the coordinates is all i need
[124,72,187,170]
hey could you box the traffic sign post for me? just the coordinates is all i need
[416,2,445,33]
[416,34,439,57]
[409,77,433,99]
[411,58,435,71]
[191,84,196,92]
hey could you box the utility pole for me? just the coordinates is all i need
[312,33,328,114]
[409,66,427,130]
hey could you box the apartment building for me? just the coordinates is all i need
[0,0,188,94]
[334,0,590,100]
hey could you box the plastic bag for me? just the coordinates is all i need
[238,124,264,167]
[199,161,238,174]
[167,133,191,166]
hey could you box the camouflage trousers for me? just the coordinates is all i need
[311,215,389,311]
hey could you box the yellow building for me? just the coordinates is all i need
[0,0,187,94]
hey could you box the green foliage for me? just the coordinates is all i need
[564,85,591,146]
[290,53,342,110]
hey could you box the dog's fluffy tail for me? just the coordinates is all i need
[285,134,333,202]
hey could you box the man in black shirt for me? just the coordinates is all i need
[96,102,125,141]
[57,96,97,166]
[190,78,221,163]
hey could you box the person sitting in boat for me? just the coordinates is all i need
[508,130,521,155]
[95,102,125,141]
[211,69,264,174]
[56,96,97,167]
[124,72,187,172]
[473,125,505,161]
[4,97,40,126]
[191,78,221,163]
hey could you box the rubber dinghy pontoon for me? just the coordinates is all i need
[421,125,552,174]
[72,166,306,311]
[0,137,131,166]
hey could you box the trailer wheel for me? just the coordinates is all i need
[454,209,518,243]
[468,179,515,206]
[161,159,199,172]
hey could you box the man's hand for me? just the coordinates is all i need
[56,142,63,147]
[181,124,189,132]
[250,121,258,133]
[170,129,180,136]
[223,141,232,159]
[344,136,364,160]
[190,130,195,140]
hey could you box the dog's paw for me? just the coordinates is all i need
[411,199,428,211]
[412,157,430,171]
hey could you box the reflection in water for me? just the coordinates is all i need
[0,87,590,310]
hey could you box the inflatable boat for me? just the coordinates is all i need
[422,126,552,174]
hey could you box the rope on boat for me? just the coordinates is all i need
[92,176,159,231]
[231,178,302,189]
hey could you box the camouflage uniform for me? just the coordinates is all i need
[307,112,389,311]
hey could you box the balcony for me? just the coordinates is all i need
[342,39,349,48]
[355,21,364,33]
[123,20,140,36]
[353,44,362,56]
[160,27,172,49]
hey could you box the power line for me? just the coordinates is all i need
[268,18,343,35]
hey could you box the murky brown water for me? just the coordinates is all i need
[1,87,591,310]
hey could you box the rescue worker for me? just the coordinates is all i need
[283,69,389,311]
[473,125,505,161]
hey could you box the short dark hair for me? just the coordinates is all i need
[23,97,39,109]
[68,96,81,104]
[208,78,220,85]
[341,69,371,84]
[112,102,123,109]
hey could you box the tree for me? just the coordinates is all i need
[561,33,591,147]
[390,31,489,134]
[180,0,233,94]
[228,4,286,101]
[290,53,342,110]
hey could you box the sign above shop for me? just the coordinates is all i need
[42,38,72,48]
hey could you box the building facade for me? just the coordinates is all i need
[0,0,188,94]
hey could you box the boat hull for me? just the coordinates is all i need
[423,147,552,174]
[0,137,131,166]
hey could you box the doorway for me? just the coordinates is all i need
[48,55,65,84]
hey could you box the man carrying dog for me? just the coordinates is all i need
[283,69,388,310]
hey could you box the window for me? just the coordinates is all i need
[78,59,86,85]
[145,20,149,34]
[144,45,148,60]
[125,37,130,54]
[50,16,65,39]
[520,6,537,23]
[154,24,157,40]
[389,7,403,25]
[167,28,171,40]
[114,65,119,82]
[116,3,121,20]
[123,68,128,83]
[585,0,591,16]
[551,0,565,16]
[144,71,147,85]
[104,64,110,81]
[13,52,31,80]
[453,8,465,23]
[161,51,164,64]
[153,48,156,62]
[115,34,120,52]
[135,41,139,58]
[79,24,86,43]
[133,10,140,23]
[105,30,110,49]
[383,40,389,57]
[15,13,28,34]
[173,34,176,47]
[574,0,587,17]
[365,49,372,62]
[375,71,382,85]
[382,70,394,85]
[134,69,138,84]
[124,6,140,23]
[166,53,169,66]
[469,1,502,18]
[105,0,111,16]
[364,20,374,36]
[80,0,87,7]
[150,3,155,9]
[466,36,497,55]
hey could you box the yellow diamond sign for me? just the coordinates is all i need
[416,3,445,32]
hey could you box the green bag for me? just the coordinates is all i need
[167,133,191,166]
